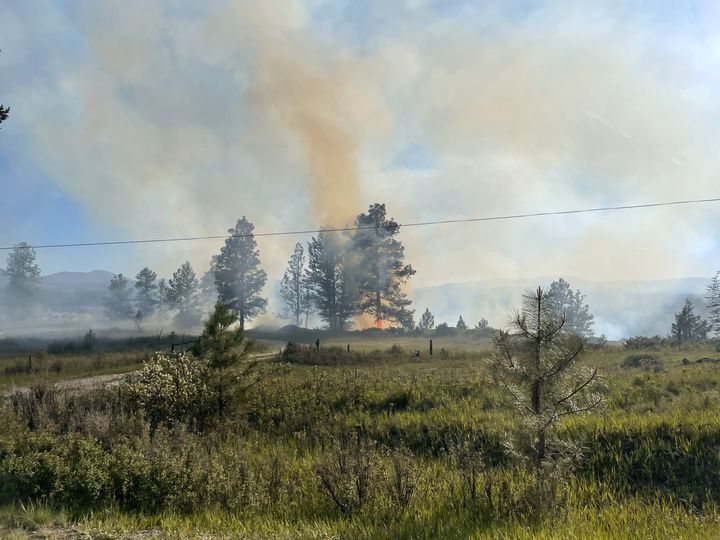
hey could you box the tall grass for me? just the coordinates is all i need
[2,341,720,537]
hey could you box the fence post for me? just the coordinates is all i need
[429,339,433,356]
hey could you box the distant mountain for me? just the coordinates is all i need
[411,276,712,340]
[36,270,119,314]
[42,270,116,285]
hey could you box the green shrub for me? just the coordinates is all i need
[622,354,664,372]
[123,352,216,430]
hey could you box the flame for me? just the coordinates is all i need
[375,318,383,330]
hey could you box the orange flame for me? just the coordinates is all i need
[375,318,383,330]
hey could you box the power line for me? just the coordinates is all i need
[2,196,719,251]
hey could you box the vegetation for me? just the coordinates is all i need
[4,308,720,537]
[707,272,720,336]
[214,217,268,329]
[103,274,134,321]
[306,231,357,332]
[279,242,310,327]
[4,242,40,314]
[167,261,202,329]
[671,299,708,344]
[418,307,435,331]
[134,267,159,318]
[546,278,594,337]
[352,203,415,328]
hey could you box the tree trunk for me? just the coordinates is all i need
[533,287,545,476]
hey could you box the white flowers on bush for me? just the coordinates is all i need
[125,352,215,427]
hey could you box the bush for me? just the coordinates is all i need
[316,432,378,515]
[622,354,664,372]
[123,352,216,430]
[623,335,669,350]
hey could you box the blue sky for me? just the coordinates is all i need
[1,0,720,286]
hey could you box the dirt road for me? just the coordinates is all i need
[3,349,280,397]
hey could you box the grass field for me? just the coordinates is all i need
[2,331,720,538]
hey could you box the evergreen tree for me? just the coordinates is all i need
[215,217,267,329]
[103,274,134,320]
[198,256,219,315]
[156,278,169,315]
[671,299,708,343]
[167,261,201,328]
[546,278,594,337]
[475,318,489,330]
[352,203,415,328]
[280,243,309,325]
[417,308,435,331]
[199,303,249,418]
[706,272,720,336]
[134,267,158,318]
[5,242,41,308]
[305,231,357,332]
[456,315,467,330]
[489,287,600,484]
[0,50,8,127]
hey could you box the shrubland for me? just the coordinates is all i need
[3,326,720,538]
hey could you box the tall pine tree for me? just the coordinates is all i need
[417,308,435,331]
[671,299,708,343]
[134,267,159,318]
[167,261,201,328]
[546,278,594,337]
[706,271,720,336]
[280,242,310,326]
[5,242,41,309]
[103,274,134,320]
[215,217,267,329]
[305,231,357,332]
[352,203,415,328]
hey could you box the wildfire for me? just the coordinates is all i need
[375,318,383,329]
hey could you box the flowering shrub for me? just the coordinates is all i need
[124,352,216,429]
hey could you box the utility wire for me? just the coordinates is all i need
[2,196,719,251]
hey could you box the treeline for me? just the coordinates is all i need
[2,204,416,333]
[279,203,414,331]
[414,277,596,338]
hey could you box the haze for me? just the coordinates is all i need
[1,1,719,305]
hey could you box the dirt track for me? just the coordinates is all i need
[3,349,280,397]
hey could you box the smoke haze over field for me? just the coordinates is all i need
[2,1,720,291]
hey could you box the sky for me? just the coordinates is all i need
[1,0,720,289]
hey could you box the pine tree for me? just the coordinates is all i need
[305,231,357,332]
[134,267,158,318]
[417,308,435,331]
[215,217,267,329]
[103,274,134,320]
[489,287,600,485]
[352,203,415,328]
[198,256,219,315]
[199,303,248,418]
[456,315,467,330]
[706,272,720,336]
[546,278,594,337]
[475,318,489,330]
[5,242,41,308]
[671,299,708,343]
[167,261,201,329]
[0,50,8,127]
[280,243,309,325]
[156,278,169,315]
